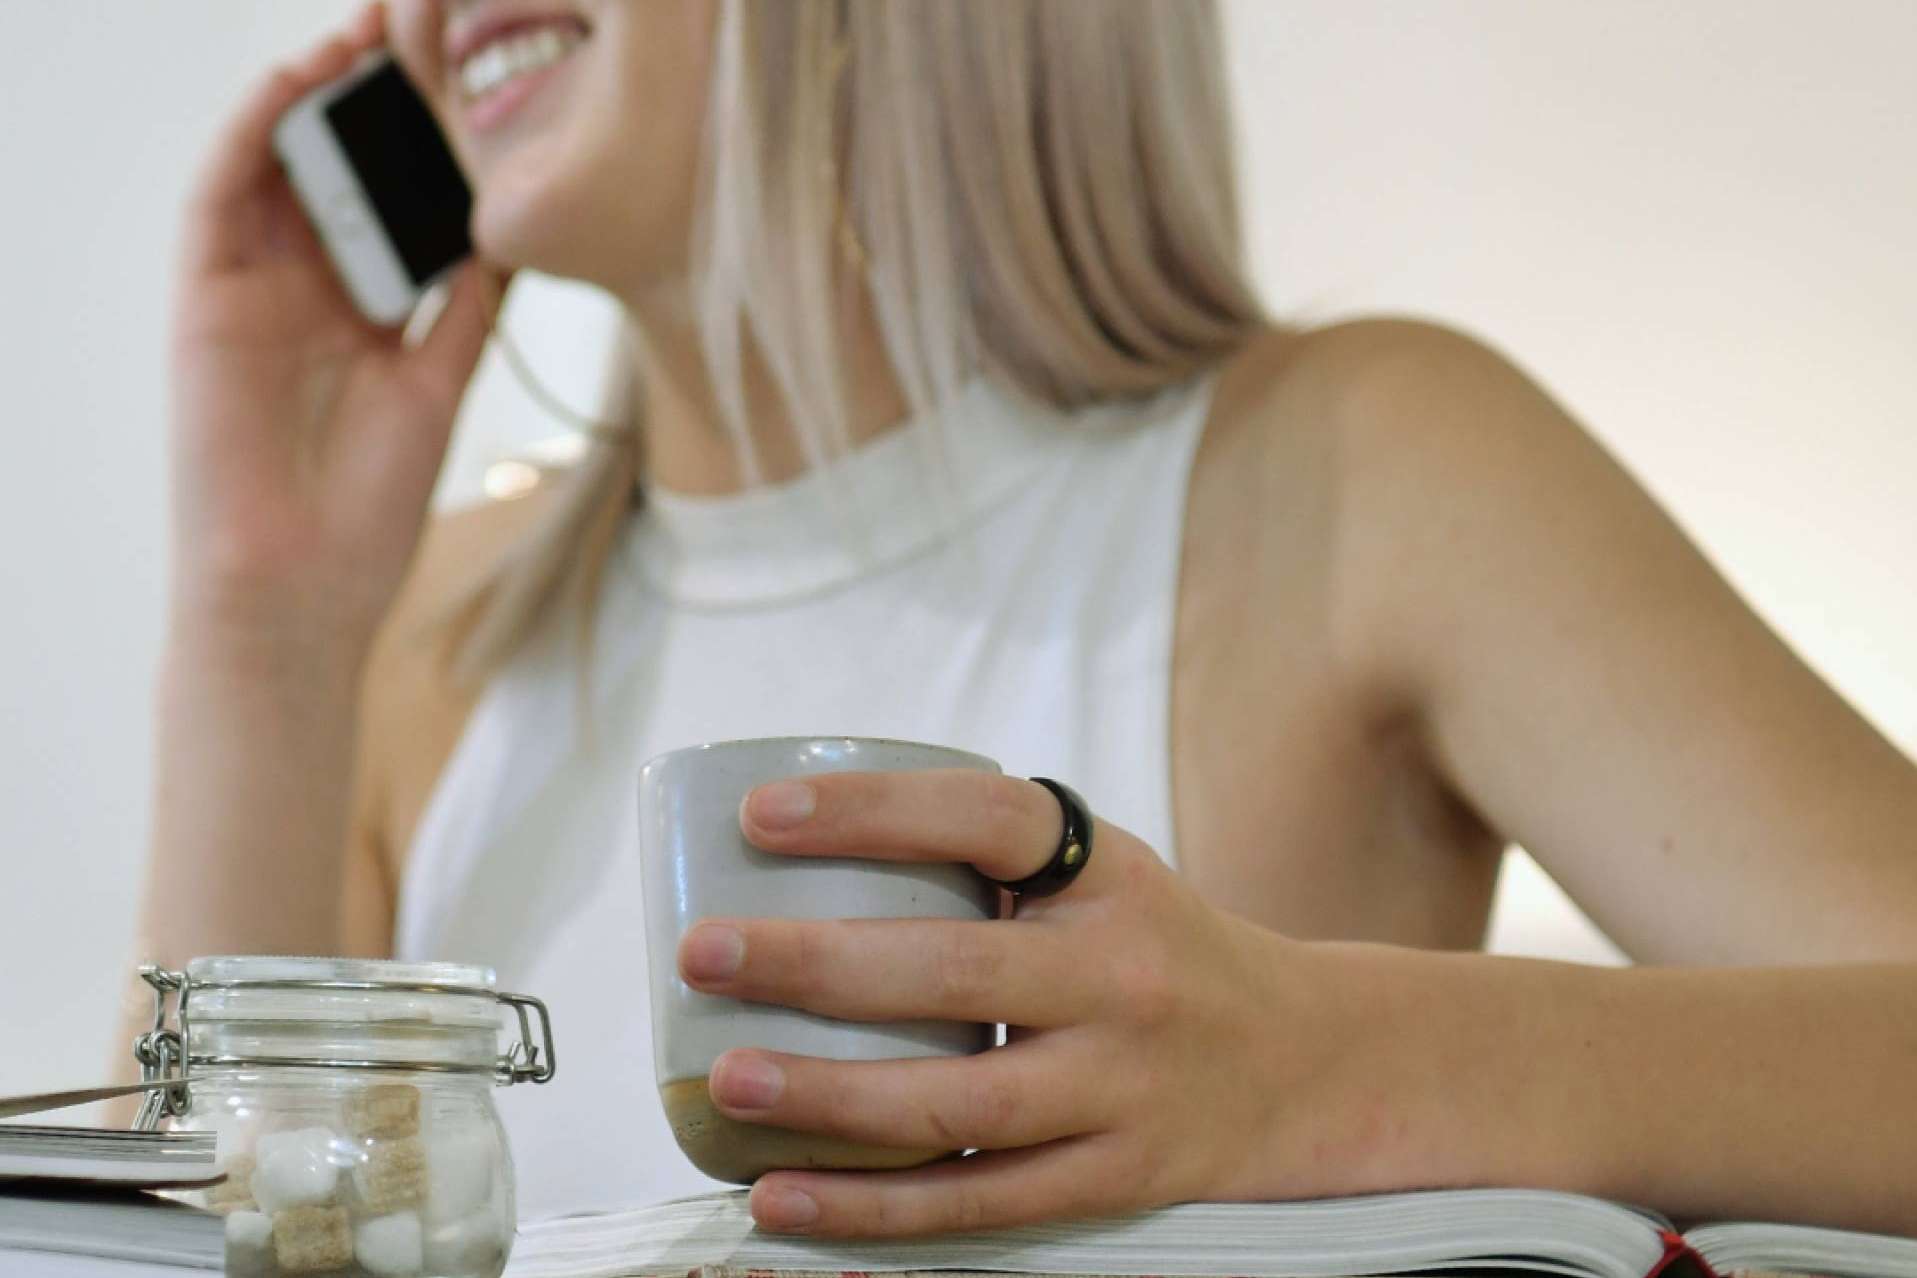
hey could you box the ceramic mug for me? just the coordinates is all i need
[638,736,1000,1183]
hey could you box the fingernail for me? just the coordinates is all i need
[714,1055,785,1110]
[682,924,745,981]
[756,1184,819,1231]
[746,781,816,830]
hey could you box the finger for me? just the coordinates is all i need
[740,770,1115,889]
[355,1,388,45]
[679,917,1105,1027]
[324,264,505,513]
[184,12,385,275]
[708,1040,1107,1153]
[749,1134,1131,1239]
[401,260,510,406]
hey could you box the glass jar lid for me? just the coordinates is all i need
[184,956,504,1029]
[132,958,555,1131]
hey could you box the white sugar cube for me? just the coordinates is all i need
[355,1211,425,1277]
[223,1211,273,1277]
[423,1209,508,1275]
[423,1126,494,1223]
[251,1126,341,1213]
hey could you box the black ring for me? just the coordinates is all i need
[990,778,1095,899]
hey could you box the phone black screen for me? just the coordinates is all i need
[326,62,472,287]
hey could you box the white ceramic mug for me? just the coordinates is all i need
[638,736,1000,1181]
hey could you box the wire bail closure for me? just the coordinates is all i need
[130,964,556,1132]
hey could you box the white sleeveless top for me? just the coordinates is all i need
[396,375,1214,1220]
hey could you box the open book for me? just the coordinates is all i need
[505,1188,1917,1278]
[6,1182,1913,1277]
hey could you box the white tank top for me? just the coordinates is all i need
[396,374,1214,1220]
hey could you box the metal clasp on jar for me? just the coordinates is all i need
[130,964,556,1131]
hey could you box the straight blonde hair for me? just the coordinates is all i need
[448,0,1266,684]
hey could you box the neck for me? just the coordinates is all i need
[621,277,911,497]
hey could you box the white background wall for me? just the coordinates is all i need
[1,2,1911,1103]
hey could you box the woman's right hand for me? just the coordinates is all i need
[168,2,500,665]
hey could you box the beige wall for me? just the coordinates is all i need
[1,3,1910,1099]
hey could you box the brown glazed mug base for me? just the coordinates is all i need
[660,1077,953,1184]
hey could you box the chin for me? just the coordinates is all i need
[469,186,554,273]
[470,172,594,283]
[469,160,682,296]
[464,129,564,257]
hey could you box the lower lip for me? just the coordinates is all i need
[461,52,578,134]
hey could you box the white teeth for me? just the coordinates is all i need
[458,24,584,101]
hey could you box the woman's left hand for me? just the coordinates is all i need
[675,769,1324,1238]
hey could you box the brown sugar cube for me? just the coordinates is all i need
[272,1204,352,1273]
[206,1153,257,1214]
[350,1134,427,1214]
[343,1084,420,1140]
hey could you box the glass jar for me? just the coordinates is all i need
[132,957,555,1278]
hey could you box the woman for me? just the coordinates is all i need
[137,0,1917,1240]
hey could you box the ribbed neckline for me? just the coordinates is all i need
[627,378,1074,608]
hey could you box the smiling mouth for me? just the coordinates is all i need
[455,17,589,106]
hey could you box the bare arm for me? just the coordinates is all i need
[1323,943,1917,1234]
[1283,320,1917,1228]
[114,494,531,1114]
[113,7,496,1098]
[137,627,368,967]
[1314,319,1917,962]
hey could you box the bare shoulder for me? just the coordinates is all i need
[1197,318,1546,568]
[1207,315,1594,546]
[1207,316,1556,476]
[355,476,562,878]
[1191,316,1606,687]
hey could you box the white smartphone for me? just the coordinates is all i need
[273,52,473,327]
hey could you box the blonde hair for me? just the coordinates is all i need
[449,0,1265,683]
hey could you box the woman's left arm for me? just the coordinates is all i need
[688,323,1917,1237]
[1303,319,1917,1230]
